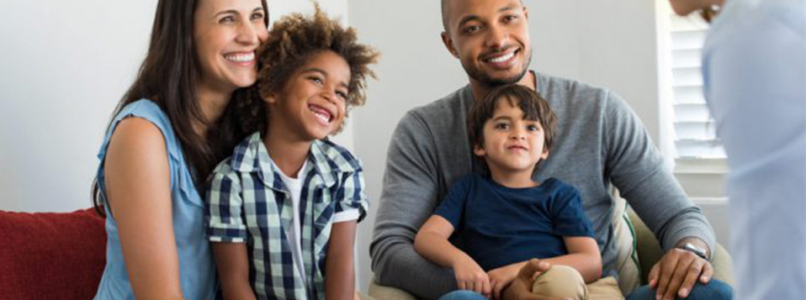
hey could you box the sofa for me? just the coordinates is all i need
[368,200,735,300]
[0,208,380,300]
[0,203,733,300]
[0,208,106,300]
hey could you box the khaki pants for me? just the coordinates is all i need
[531,265,624,300]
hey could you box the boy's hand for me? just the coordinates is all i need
[503,259,571,300]
[453,257,491,298]
[487,264,521,299]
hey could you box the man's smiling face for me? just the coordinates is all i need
[441,0,533,87]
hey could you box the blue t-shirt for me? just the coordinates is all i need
[434,173,594,271]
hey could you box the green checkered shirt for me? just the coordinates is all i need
[206,132,368,300]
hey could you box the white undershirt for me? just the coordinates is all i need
[276,160,360,283]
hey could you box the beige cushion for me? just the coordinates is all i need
[610,190,641,295]
[368,281,417,300]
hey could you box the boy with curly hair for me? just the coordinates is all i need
[205,5,379,300]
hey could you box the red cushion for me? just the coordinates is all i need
[0,208,106,300]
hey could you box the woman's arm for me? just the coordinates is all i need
[104,118,184,300]
[325,220,358,300]
[213,243,256,300]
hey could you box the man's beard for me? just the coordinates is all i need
[462,49,532,87]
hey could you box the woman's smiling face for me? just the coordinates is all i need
[194,0,268,94]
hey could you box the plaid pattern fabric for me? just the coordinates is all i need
[206,132,368,300]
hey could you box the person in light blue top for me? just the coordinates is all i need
[666,0,805,300]
[91,0,269,299]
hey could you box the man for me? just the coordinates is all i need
[370,0,732,299]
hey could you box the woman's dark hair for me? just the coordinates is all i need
[92,0,269,215]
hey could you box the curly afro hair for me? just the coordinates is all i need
[237,3,379,135]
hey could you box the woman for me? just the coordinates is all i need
[667,0,805,300]
[92,0,269,299]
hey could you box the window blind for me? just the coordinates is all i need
[669,14,726,159]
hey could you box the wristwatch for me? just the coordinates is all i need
[678,243,709,260]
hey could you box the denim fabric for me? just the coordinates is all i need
[438,290,488,300]
[626,279,733,300]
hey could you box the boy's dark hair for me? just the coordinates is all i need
[467,84,558,156]
[238,4,379,135]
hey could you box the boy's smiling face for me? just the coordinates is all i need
[265,50,350,141]
[474,96,549,175]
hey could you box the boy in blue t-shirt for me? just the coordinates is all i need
[415,85,616,300]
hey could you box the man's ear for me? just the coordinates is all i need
[523,5,529,20]
[441,31,460,58]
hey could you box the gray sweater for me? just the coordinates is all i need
[369,71,715,299]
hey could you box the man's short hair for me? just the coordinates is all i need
[441,0,450,32]
[467,84,557,153]
[441,0,524,33]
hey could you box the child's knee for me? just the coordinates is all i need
[531,265,588,300]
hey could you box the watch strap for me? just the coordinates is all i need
[678,243,708,260]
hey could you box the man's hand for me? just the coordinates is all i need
[453,257,491,298]
[648,245,713,300]
[487,263,520,299]
[501,259,570,300]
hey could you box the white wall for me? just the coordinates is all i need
[0,0,158,213]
